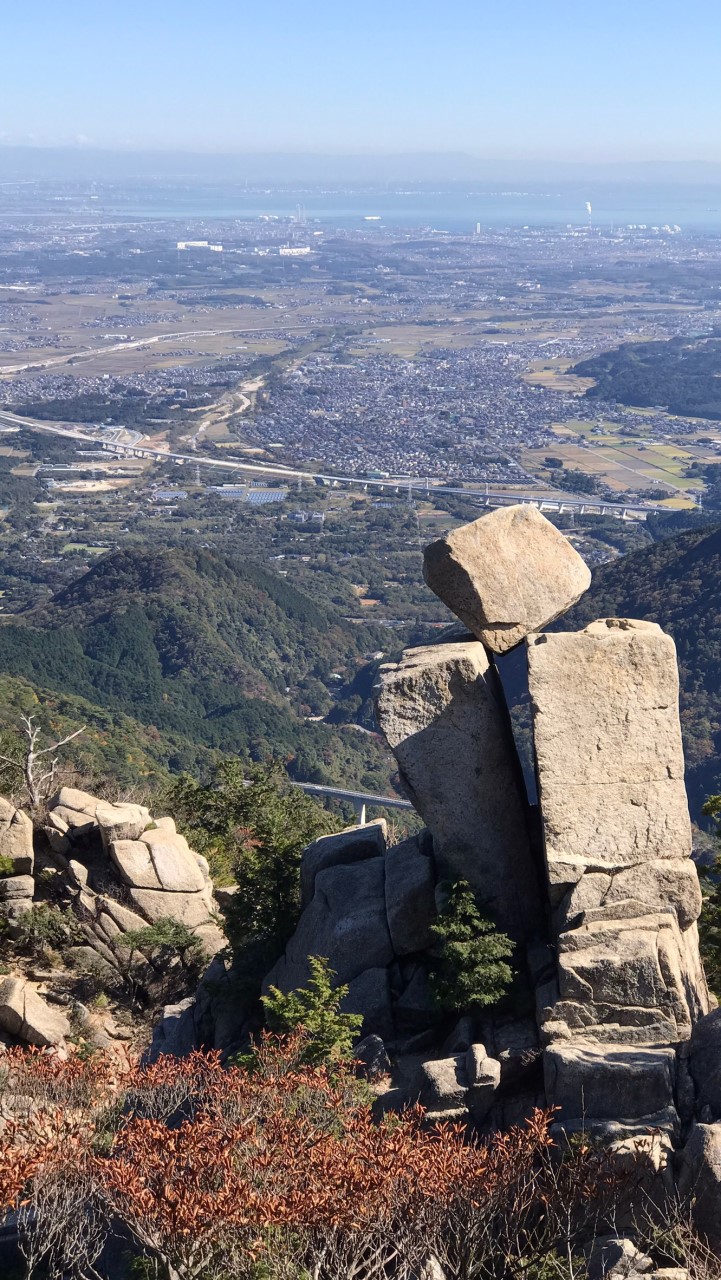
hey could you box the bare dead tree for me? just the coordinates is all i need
[0,714,86,809]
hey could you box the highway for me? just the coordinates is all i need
[0,324,316,377]
[293,781,413,824]
[0,409,675,517]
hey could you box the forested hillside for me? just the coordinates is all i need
[0,548,395,791]
[572,336,721,419]
[563,521,721,817]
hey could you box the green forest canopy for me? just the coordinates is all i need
[0,547,394,792]
[573,337,721,420]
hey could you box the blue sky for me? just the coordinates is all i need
[2,0,721,158]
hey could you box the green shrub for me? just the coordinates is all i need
[429,880,514,1014]
[120,917,206,971]
[261,955,362,1067]
[9,903,83,960]
[0,854,15,878]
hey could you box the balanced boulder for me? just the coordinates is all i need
[422,505,591,653]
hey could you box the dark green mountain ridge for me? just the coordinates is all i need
[572,337,721,420]
[0,547,393,791]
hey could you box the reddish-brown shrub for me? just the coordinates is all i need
[0,1036,630,1280]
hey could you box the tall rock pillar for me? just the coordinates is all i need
[375,640,541,942]
[528,618,709,1129]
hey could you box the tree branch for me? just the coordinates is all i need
[33,727,86,759]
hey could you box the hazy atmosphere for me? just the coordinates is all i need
[2,0,721,160]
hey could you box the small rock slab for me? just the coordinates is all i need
[300,820,387,907]
[51,805,95,832]
[51,786,98,815]
[110,839,161,889]
[127,886,216,930]
[0,976,70,1046]
[139,828,208,893]
[0,799,34,875]
[422,505,591,653]
[100,898,150,934]
[96,800,150,845]
[384,833,436,955]
[415,1044,501,1121]
[0,875,34,900]
[544,1039,677,1125]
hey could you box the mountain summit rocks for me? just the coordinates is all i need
[422,504,591,652]
[527,619,693,906]
[374,639,539,940]
[5,501,720,1243]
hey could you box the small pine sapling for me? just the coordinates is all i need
[429,879,514,1014]
[261,955,362,1066]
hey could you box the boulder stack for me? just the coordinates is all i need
[265,503,712,1142]
[41,790,226,976]
[527,618,709,1131]
[422,504,591,653]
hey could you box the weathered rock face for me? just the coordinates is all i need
[0,798,34,876]
[266,855,393,992]
[374,640,539,941]
[0,975,70,1047]
[544,1042,678,1131]
[422,505,591,654]
[264,825,447,1052]
[528,619,693,907]
[678,1123,721,1250]
[384,833,436,955]
[529,618,709,1127]
[689,1009,721,1120]
[44,791,225,960]
[413,1044,502,1122]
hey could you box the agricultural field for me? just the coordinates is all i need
[523,417,720,503]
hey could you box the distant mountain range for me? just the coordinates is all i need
[4,146,721,185]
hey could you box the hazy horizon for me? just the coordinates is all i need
[3,1,721,163]
[8,146,721,187]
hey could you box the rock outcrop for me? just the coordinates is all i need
[253,506,716,1155]
[374,640,539,940]
[528,618,709,1129]
[422,504,591,653]
[265,822,441,1044]
[6,500,721,1248]
[0,785,228,1056]
[42,789,225,962]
